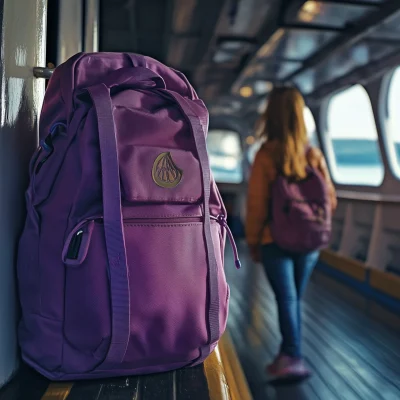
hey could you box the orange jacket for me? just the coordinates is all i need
[245,141,337,246]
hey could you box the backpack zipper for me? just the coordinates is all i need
[213,215,241,269]
[66,229,84,260]
[66,214,241,268]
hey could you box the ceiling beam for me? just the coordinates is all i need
[317,0,381,7]
[216,36,258,45]
[308,49,400,102]
[171,0,198,34]
[285,0,400,81]
[279,22,347,32]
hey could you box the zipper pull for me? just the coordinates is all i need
[66,230,84,260]
[216,215,241,269]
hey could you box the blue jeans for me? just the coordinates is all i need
[262,243,319,358]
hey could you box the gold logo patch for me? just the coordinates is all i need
[152,152,183,188]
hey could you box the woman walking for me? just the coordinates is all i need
[245,86,337,379]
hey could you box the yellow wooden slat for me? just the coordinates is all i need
[218,332,253,400]
[204,332,253,400]
[370,269,400,300]
[320,249,367,281]
[40,383,73,400]
[204,345,231,400]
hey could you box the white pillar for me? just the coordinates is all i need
[58,0,83,64]
[0,0,47,387]
[85,0,100,53]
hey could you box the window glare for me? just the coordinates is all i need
[325,84,383,186]
[207,129,243,183]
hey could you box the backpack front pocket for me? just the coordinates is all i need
[62,215,228,371]
[121,217,226,367]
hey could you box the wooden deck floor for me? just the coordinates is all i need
[225,242,400,400]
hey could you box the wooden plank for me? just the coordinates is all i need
[66,380,104,400]
[370,269,400,300]
[49,366,211,400]
[311,272,368,309]
[320,249,367,281]
[369,302,400,333]
[306,279,400,375]
[308,274,400,357]
[301,308,399,399]
[226,267,341,400]
[251,281,365,400]
[176,365,210,400]
[137,372,174,400]
[217,333,252,400]
[224,243,400,399]
[41,383,73,400]
[228,278,346,400]
[203,348,230,400]
[97,376,140,399]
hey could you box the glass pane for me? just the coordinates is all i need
[207,129,243,183]
[386,67,400,178]
[326,84,384,186]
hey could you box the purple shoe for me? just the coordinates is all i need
[266,353,283,375]
[267,355,311,379]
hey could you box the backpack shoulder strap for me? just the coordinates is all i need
[87,84,130,367]
[86,83,220,366]
[163,91,220,358]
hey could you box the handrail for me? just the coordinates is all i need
[337,190,400,204]
[33,67,54,79]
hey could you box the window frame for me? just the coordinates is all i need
[206,128,244,184]
[320,83,384,188]
[380,66,400,180]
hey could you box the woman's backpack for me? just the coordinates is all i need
[269,148,332,252]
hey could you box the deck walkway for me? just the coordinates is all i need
[225,242,400,400]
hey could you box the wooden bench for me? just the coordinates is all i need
[0,332,252,400]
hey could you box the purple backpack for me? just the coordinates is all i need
[269,150,331,253]
[16,52,240,380]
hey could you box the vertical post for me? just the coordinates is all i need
[0,0,47,387]
[84,0,99,52]
[57,0,83,64]
[367,204,385,270]
[339,202,355,257]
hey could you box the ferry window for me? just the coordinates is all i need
[386,67,400,178]
[247,107,319,165]
[325,84,384,186]
[207,129,243,183]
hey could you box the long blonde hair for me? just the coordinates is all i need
[259,86,308,180]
